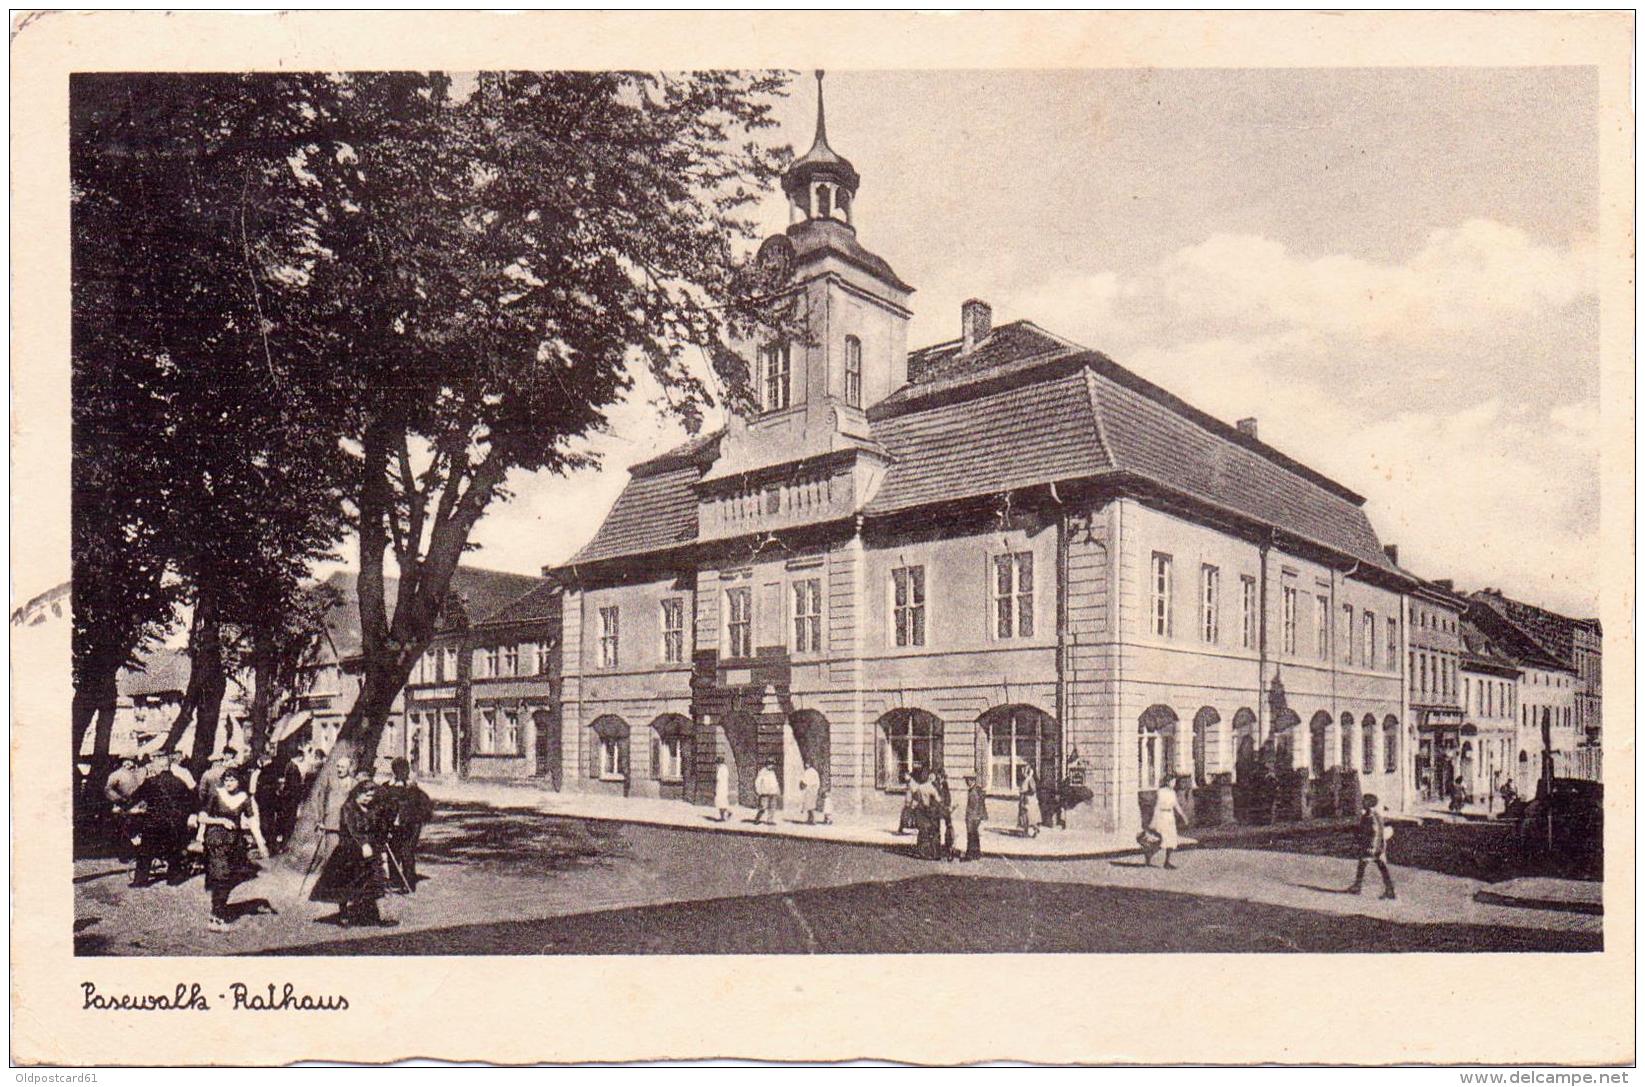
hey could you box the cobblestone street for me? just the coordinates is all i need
[74,801,1601,956]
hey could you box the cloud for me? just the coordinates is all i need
[1005,219,1600,615]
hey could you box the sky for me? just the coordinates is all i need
[454,67,1601,618]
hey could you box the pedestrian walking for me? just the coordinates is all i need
[1016,765,1041,838]
[799,762,823,824]
[753,760,780,824]
[380,757,434,893]
[300,755,356,893]
[932,768,956,859]
[128,751,195,887]
[198,767,257,930]
[962,774,988,861]
[1141,775,1185,868]
[713,756,733,822]
[1347,792,1397,900]
[908,768,940,859]
[310,777,393,927]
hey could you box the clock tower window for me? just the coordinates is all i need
[761,342,792,411]
[844,336,863,407]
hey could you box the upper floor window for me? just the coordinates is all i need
[598,606,620,668]
[1386,617,1398,670]
[502,643,519,678]
[534,640,554,676]
[792,578,823,653]
[1239,576,1256,649]
[844,336,863,408]
[892,565,926,648]
[519,641,538,677]
[1314,595,1330,660]
[1199,565,1220,643]
[442,647,458,682]
[993,552,1035,639]
[1281,586,1297,655]
[661,598,687,664]
[1340,603,1354,665]
[1151,553,1174,638]
[725,587,753,658]
[1362,611,1376,669]
[762,342,791,411]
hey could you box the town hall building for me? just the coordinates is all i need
[546,75,1418,837]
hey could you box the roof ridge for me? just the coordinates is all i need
[1080,366,1114,468]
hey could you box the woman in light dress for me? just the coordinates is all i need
[1017,765,1041,838]
[1145,775,1185,869]
[713,756,732,822]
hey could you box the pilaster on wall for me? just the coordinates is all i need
[1065,500,1117,831]
[558,588,584,791]
[828,528,866,813]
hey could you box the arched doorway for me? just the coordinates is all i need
[875,709,942,790]
[717,714,760,807]
[786,710,831,811]
[1191,707,1221,787]
[1138,705,1178,790]
[1309,711,1333,775]
[589,715,630,792]
[533,708,561,789]
[649,713,693,801]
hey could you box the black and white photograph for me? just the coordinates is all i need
[12,8,1634,1069]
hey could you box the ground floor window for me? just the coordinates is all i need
[591,717,630,780]
[1138,707,1178,789]
[877,710,942,789]
[652,734,684,780]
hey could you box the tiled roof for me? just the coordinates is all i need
[904,321,1075,386]
[1458,619,1521,673]
[560,321,1403,577]
[867,371,1110,513]
[478,580,562,628]
[118,647,191,698]
[1470,591,1594,667]
[319,566,546,656]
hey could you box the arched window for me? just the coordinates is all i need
[1361,714,1377,774]
[1309,712,1333,775]
[650,715,692,783]
[876,709,942,790]
[1340,713,1355,770]
[1138,705,1179,788]
[1231,708,1258,783]
[1383,716,1399,773]
[844,335,863,408]
[761,342,791,411]
[982,706,1057,795]
[590,715,630,780]
[1191,707,1220,787]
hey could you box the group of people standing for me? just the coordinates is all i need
[898,768,990,861]
[105,744,313,929]
[105,744,435,932]
[304,756,435,928]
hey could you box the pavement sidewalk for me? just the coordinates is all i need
[420,777,1188,859]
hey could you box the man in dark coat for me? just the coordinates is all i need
[379,757,435,893]
[128,751,196,887]
[961,774,988,861]
[309,777,392,926]
[252,748,305,855]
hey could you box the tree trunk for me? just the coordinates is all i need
[188,597,228,776]
[249,647,273,760]
[72,656,120,816]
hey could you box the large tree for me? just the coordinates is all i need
[71,73,353,778]
[283,71,791,790]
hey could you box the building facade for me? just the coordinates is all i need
[549,79,1415,837]
[1406,578,1466,801]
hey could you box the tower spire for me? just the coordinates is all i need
[813,69,828,148]
[782,68,860,221]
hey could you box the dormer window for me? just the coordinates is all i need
[844,336,862,407]
[762,342,791,411]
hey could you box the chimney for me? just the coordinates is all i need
[1383,544,1399,565]
[961,299,992,354]
[1236,417,1259,440]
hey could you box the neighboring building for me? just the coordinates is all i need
[549,78,1415,836]
[399,578,562,783]
[1469,589,1602,751]
[1456,620,1522,805]
[1406,576,1467,802]
[299,566,543,770]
